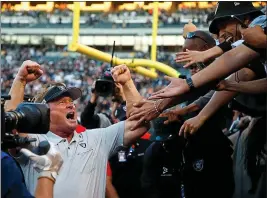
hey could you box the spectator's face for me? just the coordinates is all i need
[48,96,78,133]
[217,19,241,43]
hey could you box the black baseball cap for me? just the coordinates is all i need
[149,117,182,142]
[209,2,263,34]
[41,84,82,103]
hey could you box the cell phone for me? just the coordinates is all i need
[231,15,248,28]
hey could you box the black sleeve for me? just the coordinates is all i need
[140,143,161,198]
[245,58,266,79]
[217,41,232,53]
[243,42,267,61]
[80,101,100,129]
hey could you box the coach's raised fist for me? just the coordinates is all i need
[111,64,131,85]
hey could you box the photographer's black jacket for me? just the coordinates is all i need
[80,101,100,129]
[80,101,112,129]
[141,142,183,198]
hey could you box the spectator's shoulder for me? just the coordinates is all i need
[249,15,267,29]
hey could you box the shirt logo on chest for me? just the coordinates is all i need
[161,167,172,176]
[79,143,86,148]
[193,159,204,172]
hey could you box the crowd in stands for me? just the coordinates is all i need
[1,6,214,28]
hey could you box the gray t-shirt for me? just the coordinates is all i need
[17,121,125,198]
[193,90,215,109]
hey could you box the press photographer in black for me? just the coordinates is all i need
[80,70,123,129]
[141,117,185,198]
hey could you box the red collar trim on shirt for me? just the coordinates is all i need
[76,125,86,133]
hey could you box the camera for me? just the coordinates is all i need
[1,99,50,149]
[95,68,115,97]
[5,102,50,134]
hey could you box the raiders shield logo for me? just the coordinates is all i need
[79,143,86,148]
[193,159,204,171]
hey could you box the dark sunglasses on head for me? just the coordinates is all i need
[186,32,208,45]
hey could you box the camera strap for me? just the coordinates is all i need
[180,141,189,198]
[180,150,186,198]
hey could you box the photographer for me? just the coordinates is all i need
[6,62,150,198]
[80,81,113,129]
[2,99,63,198]
[141,118,185,198]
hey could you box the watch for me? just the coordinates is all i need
[186,78,195,90]
[38,171,57,183]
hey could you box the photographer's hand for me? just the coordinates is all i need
[20,142,63,183]
[90,82,99,104]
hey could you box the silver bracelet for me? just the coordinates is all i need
[154,99,162,114]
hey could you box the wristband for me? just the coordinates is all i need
[186,78,195,90]
[218,41,232,53]
[38,171,57,183]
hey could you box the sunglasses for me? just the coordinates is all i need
[186,32,208,45]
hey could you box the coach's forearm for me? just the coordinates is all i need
[122,79,149,146]
[122,79,143,117]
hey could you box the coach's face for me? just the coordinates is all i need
[48,96,78,134]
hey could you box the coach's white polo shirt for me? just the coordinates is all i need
[17,121,125,198]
